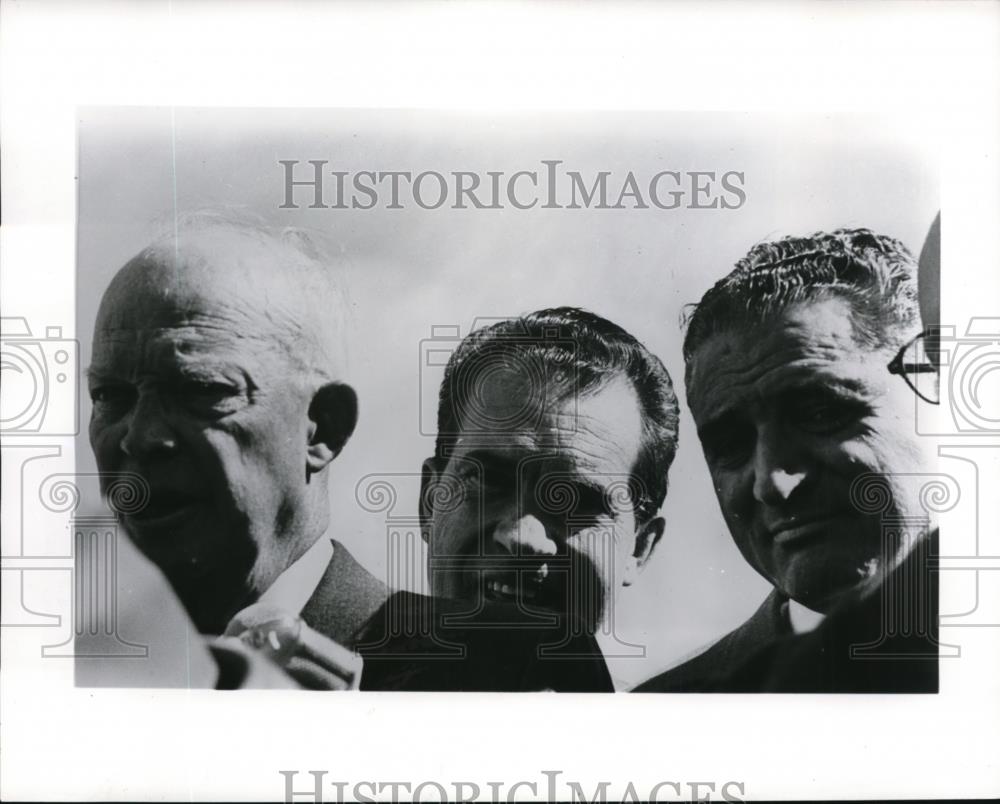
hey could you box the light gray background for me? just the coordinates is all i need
[76,107,939,686]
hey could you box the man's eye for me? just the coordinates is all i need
[570,488,613,522]
[89,385,135,410]
[457,462,510,492]
[176,381,243,415]
[704,425,754,469]
[531,478,610,523]
[454,464,483,485]
[792,397,863,434]
[180,380,234,397]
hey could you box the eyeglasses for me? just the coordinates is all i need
[887,328,940,404]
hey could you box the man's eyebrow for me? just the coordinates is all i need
[696,408,743,442]
[452,449,521,472]
[84,358,248,383]
[578,475,615,499]
[85,365,115,382]
[776,372,874,400]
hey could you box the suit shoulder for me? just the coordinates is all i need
[633,590,788,692]
[633,628,745,692]
[300,540,389,648]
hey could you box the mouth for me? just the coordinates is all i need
[483,576,543,604]
[125,491,204,531]
[452,559,602,631]
[768,514,848,547]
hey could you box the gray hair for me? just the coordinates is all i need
[682,227,920,377]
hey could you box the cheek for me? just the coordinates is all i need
[614,515,637,555]
[197,426,289,510]
[229,412,306,473]
[196,432,245,496]
[836,434,929,522]
[90,417,134,474]
[710,470,749,519]
[89,419,114,463]
[871,414,928,473]
[429,507,473,554]
[572,519,631,583]
[828,432,911,479]
[614,528,636,583]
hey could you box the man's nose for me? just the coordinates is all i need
[119,392,178,459]
[492,515,559,558]
[751,425,808,505]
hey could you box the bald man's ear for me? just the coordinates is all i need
[306,382,358,474]
[622,516,665,587]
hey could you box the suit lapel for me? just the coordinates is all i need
[723,588,792,660]
[300,540,388,648]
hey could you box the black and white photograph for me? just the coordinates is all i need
[70,107,942,695]
[2,2,998,802]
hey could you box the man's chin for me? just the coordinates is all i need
[777,558,883,612]
[759,526,887,606]
[476,582,602,632]
[436,577,555,612]
[247,541,296,597]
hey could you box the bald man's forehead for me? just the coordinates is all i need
[100,256,274,331]
[146,226,284,267]
[129,233,289,293]
[98,226,348,380]
[92,299,298,390]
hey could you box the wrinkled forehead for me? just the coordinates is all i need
[686,299,880,418]
[453,369,643,472]
[94,231,308,345]
[450,358,581,435]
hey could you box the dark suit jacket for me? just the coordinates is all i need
[635,530,939,693]
[356,591,614,692]
[633,589,792,692]
[299,539,388,650]
[719,530,939,693]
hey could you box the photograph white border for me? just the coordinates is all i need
[2,2,998,801]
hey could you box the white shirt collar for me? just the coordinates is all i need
[257,536,334,616]
[595,630,631,692]
[788,598,825,634]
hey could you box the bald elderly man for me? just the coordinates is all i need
[87,214,386,665]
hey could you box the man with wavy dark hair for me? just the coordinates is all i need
[423,307,678,636]
[359,307,680,691]
[636,227,939,692]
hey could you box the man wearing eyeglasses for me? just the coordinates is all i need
[636,226,939,692]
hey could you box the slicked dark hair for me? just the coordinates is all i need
[434,307,679,524]
[682,228,920,379]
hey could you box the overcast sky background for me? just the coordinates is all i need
[76,108,939,685]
